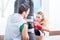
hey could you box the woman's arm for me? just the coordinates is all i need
[41,26,50,32]
[40,19,50,32]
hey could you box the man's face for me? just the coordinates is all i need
[24,9,30,18]
[36,14,43,22]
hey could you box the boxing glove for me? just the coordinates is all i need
[33,22,42,30]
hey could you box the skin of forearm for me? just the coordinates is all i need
[41,27,50,32]
[22,24,29,40]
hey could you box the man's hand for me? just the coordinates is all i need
[22,23,29,40]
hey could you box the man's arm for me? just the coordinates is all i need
[22,23,29,40]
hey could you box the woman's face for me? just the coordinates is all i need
[36,14,43,23]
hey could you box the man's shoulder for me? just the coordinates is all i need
[9,13,21,18]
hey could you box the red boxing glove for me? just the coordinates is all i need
[33,22,42,30]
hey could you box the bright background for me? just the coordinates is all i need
[0,0,60,40]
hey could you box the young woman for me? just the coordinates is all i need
[34,11,50,40]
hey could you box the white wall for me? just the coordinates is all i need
[42,0,60,40]
[0,0,15,35]
[49,0,60,31]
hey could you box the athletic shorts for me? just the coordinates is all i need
[34,28,45,36]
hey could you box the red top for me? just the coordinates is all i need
[33,22,42,30]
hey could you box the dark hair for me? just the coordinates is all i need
[18,3,30,14]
